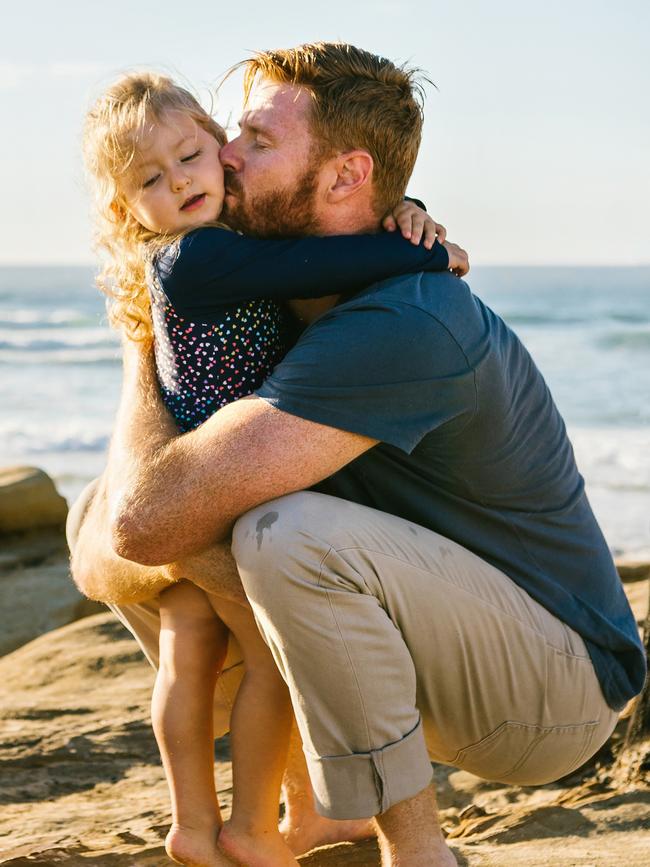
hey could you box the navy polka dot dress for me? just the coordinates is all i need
[149,270,289,433]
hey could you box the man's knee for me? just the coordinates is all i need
[233,491,311,565]
[232,491,331,601]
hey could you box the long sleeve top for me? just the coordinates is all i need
[149,226,450,431]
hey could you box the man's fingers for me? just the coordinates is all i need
[409,214,425,246]
[435,222,447,244]
[423,218,443,250]
[443,241,470,277]
[395,212,412,240]
[382,214,397,232]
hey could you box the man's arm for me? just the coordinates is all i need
[70,337,181,601]
[108,340,377,567]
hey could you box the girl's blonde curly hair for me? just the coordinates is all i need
[82,71,226,341]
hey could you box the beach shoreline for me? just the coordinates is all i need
[1,466,649,865]
[3,264,649,560]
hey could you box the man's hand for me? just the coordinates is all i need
[382,201,446,250]
[443,241,470,277]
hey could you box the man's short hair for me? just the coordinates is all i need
[239,42,427,216]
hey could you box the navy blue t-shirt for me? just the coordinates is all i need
[149,227,449,431]
[257,271,646,711]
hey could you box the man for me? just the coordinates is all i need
[70,42,645,866]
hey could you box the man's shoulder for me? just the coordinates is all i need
[342,270,470,308]
[327,271,487,349]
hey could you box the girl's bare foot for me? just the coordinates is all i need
[218,820,298,867]
[165,821,227,867]
[279,812,375,856]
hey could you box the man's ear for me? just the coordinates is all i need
[325,150,374,203]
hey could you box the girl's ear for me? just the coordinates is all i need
[110,200,126,220]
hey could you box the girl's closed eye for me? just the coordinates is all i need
[143,173,160,189]
[181,149,201,162]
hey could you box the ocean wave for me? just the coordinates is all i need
[596,331,650,350]
[30,435,111,454]
[0,348,120,365]
[500,312,650,328]
[0,306,101,327]
[1,426,111,455]
[0,337,115,351]
[501,313,588,326]
[0,324,115,348]
[609,312,650,324]
[569,427,650,490]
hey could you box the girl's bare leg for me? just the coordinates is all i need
[206,596,298,867]
[167,544,369,862]
[152,581,228,867]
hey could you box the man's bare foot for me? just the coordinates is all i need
[378,837,458,867]
[279,812,375,856]
[166,821,229,867]
[218,820,298,867]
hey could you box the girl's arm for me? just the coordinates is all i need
[155,208,461,317]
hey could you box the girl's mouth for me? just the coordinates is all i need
[180,193,206,212]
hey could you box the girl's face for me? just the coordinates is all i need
[120,110,225,234]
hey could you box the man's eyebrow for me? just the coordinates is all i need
[238,112,274,137]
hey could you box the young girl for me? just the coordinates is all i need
[83,71,459,867]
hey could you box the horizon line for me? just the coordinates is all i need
[1,261,650,270]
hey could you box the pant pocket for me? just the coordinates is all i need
[452,719,600,785]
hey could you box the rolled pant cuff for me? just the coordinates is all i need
[304,718,433,820]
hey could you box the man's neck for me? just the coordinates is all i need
[285,201,382,325]
[318,210,381,238]
[288,296,340,325]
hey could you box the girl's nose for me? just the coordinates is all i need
[170,169,191,192]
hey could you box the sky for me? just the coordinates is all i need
[1,0,648,266]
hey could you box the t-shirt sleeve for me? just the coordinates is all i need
[255,291,477,453]
[154,227,449,317]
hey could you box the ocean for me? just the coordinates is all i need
[1,265,649,558]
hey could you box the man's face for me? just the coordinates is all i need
[219,80,326,237]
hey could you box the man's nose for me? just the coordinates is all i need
[219,137,242,171]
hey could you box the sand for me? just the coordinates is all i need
[1,603,648,866]
[1,465,648,864]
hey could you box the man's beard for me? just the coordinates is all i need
[222,165,321,238]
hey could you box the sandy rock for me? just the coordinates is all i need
[0,466,68,535]
[625,578,650,628]
[0,609,648,864]
[0,466,102,656]
[616,556,650,585]
[0,613,232,865]
[0,527,102,658]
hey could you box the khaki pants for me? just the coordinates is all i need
[80,488,617,820]
[231,491,618,819]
